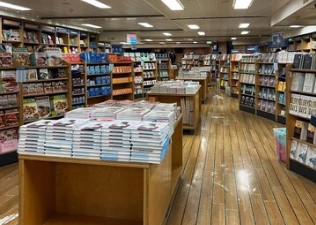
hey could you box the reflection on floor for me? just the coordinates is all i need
[0,88,316,225]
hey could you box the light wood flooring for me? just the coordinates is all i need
[0,88,316,225]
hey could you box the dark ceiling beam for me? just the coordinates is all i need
[41,15,164,20]
[101,29,183,32]
[171,16,269,21]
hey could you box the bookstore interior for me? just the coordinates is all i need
[1,0,316,224]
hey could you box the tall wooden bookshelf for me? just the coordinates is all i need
[219,59,230,90]
[111,62,134,100]
[133,61,144,99]
[69,62,87,109]
[230,60,240,98]
[157,59,171,81]
[143,61,158,95]
[286,68,316,182]
[276,63,290,124]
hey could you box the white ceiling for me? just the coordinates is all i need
[1,0,316,45]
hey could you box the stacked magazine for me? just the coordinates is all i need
[90,106,125,120]
[65,107,98,119]
[72,120,103,159]
[18,120,53,154]
[44,118,89,157]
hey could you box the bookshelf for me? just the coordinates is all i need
[19,114,184,225]
[79,32,89,52]
[157,59,171,81]
[256,62,277,121]
[239,55,258,114]
[40,25,56,46]
[86,62,112,105]
[111,62,134,100]
[1,18,23,47]
[23,22,41,52]
[276,63,290,124]
[0,67,21,166]
[21,65,70,124]
[133,61,143,99]
[230,60,240,98]
[69,62,87,109]
[286,68,316,182]
[219,59,230,90]
[143,61,157,95]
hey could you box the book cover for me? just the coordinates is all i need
[294,120,308,140]
[23,98,39,121]
[290,140,298,159]
[44,47,62,66]
[12,47,30,66]
[306,124,315,144]
[43,82,53,93]
[293,54,303,69]
[51,95,68,116]
[38,68,50,80]
[4,109,19,126]
[36,96,51,118]
[296,142,308,163]
[303,54,313,70]
[27,69,38,81]
[303,73,315,93]
[0,43,12,67]
[306,146,316,168]
[291,72,304,92]
[0,70,18,93]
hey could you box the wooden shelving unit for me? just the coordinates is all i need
[69,62,87,109]
[256,62,277,121]
[230,60,240,98]
[286,68,316,182]
[276,63,290,124]
[157,59,171,81]
[86,62,112,105]
[142,61,157,95]
[19,114,183,225]
[111,62,134,100]
[133,61,144,99]
[147,88,200,132]
[219,59,230,90]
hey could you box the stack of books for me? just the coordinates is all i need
[90,106,125,120]
[65,107,98,119]
[72,120,103,159]
[101,120,133,162]
[18,120,53,154]
[44,118,89,157]
[129,121,170,164]
[116,107,151,121]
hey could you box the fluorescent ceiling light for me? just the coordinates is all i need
[82,23,102,29]
[166,39,173,41]
[120,42,128,45]
[163,32,172,36]
[81,0,111,9]
[161,0,184,10]
[241,31,249,35]
[231,37,237,40]
[193,41,198,44]
[290,25,303,28]
[198,31,205,36]
[207,41,212,44]
[160,42,165,45]
[0,1,31,10]
[176,42,181,44]
[188,24,200,30]
[144,39,153,41]
[239,23,250,28]
[233,0,253,9]
[138,22,153,28]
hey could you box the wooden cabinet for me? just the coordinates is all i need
[19,115,183,225]
[147,89,200,132]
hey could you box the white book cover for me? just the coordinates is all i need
[291,72,304,92]
[305,146,316,168]
[303,73,315,93]
[290,140,298,159]
[296,142,308,163]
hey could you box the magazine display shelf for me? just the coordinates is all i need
[175,77,208,103]
[19,114,183,225]
[147,88,200,132]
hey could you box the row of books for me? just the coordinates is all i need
[144,80,156,87]
[23,81,67,95]
[290,140,316,169]
[294,120,316,143]
[291,72,316,93]
[258,100,276,114]
[0,109,19,128]
[240,96,255,107]
[0,94,18,108]
[24,31,40,44]
[124,52,156,62]
[278,81,286,92]
[289,93,316,119]
[150,80,200,94]
[258,88,276,101]
[144,71,156,78]
[23,95,67,122]
[279,93,286,105]
[241,84,255,96]
[143,63,156,70]
[240,63,256,73]
[240,74,255,84]
[112,88,132,96]
[87,65,111,75]
[293,53,316,70]
[112,66,132,73]
[241,55,259,63]
[87,76,111,86]
[87,86,111,97]
[258,64,275,75]
[134,76,143,84]
[159,71,169,78]
[259,75,275,87]
[220,80,229,87]
[73,87,84,95]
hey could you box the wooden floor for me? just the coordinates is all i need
[1,88,316,225]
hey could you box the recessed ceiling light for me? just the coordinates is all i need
[163,32,172,36]
[188,24,200,30]
[81,0,111,8]
[82,23,102,29]
[233,0,253,9]
[193,41,198,44]
[290,25,303,28]
[138,22,154,28]
[166,39,173,41]
[176,42,181,44]
[231,37,237,40]
[239,23,250,28]
[0,1,31,10]
[144,39,153,42]
[207,41,212,44]
[198,31,205,36]
[160,42,166,45]
[161,0,184,10]
[241,31,249,35]
[120,42,128,45]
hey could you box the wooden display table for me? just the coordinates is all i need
[147,88,200,132]
[176,76,208,103]
[19,115,183,225]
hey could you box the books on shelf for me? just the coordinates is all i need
[0,128,18,154]
[302,73,315,93]
[291,72,304,92]
[294,120,308,140]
